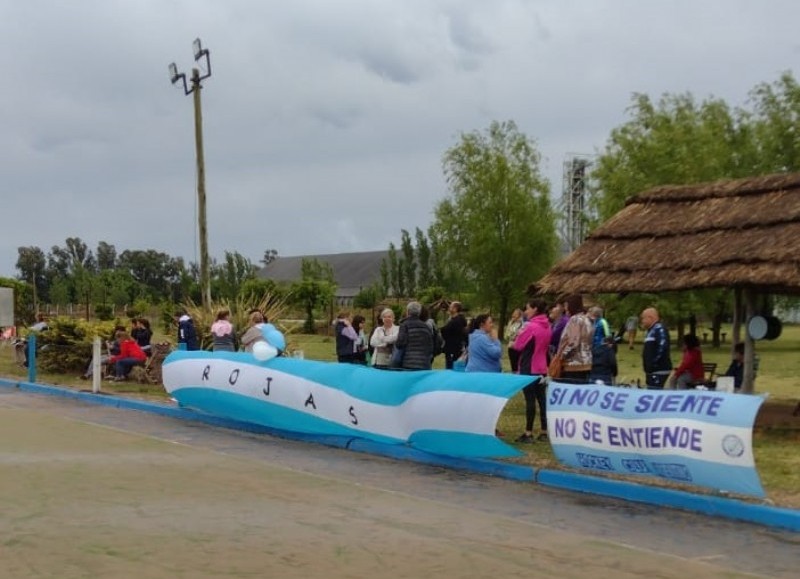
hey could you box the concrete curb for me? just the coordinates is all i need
[1,378,797,533]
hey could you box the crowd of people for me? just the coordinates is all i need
[330,296,749,443]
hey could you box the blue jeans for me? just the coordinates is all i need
[115,358,143,378]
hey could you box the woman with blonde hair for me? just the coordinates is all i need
[239,311,266,353]
[369,308,399,369]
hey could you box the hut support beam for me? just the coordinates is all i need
[742,288,757,394]
[731,287,742,352]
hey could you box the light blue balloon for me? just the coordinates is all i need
[260,323,286,350]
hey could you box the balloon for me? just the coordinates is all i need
[252,341,278,362]
[260,323,286,351]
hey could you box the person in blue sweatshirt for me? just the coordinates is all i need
[465,314,502,373]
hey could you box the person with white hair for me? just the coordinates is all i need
[395,301,435,370]
[369,308,399,369]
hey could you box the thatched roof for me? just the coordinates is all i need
[534,172,800,296]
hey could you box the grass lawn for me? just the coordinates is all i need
[1,323,798,508]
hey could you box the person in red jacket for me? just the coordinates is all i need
[109,330,147,382]
[668,333,704,389]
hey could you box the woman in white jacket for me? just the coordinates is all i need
[369,308,399,369]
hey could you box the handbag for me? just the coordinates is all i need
[452,350,468,372]
[390,345,405,368]
[548,354,563,379]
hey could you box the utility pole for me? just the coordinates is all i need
[169,39,213,308]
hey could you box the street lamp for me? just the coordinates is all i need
[169,37,213,308]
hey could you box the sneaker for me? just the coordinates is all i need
[112,376,127,382]
[536,433,549,442]
[515,433,534,443]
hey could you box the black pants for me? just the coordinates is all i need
[560,370,590,384]
[508,348,520,373]
[646,373,668,389]
[444,351,460,370]
[522,378,548,432]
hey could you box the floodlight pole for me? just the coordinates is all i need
[169,39,213,309]
[191,67,211,309]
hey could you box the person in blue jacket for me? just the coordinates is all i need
[175,310,200,351]
[465,314,502,373]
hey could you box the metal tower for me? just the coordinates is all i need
[560,154,595,253]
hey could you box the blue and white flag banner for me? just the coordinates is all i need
[547,382,765,497]
[163,351,535,459]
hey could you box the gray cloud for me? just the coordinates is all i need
[1,0,798,276]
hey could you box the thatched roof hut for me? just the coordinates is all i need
[534,172,800,296]
[534,171,800,394]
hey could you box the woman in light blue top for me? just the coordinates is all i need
[465,314,502,373]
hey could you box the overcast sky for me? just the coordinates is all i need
[2,0,798,277]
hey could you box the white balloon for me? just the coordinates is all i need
[252,341,278,361]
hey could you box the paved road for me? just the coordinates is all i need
[1,388,797,578]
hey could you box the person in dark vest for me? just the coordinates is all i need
[396,301,434,370]
[334,312,359,363]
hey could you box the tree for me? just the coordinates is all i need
[400,229,416,297]
[434,120,558,336]
[748,72,800,174]
[415,227,432,290]
[96,241,117,271]
[15,246,48,306]
[118,249,183,302]
[214,251,257,301]
[290,259,336,334]
[386,243,400,299]
[591,73,800,344]
[592,92,747,221]
[261,249,278,268]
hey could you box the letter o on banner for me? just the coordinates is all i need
[252,341,279,361]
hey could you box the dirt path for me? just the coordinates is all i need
[0,390,797,578]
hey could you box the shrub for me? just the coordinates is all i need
[94,304,114,321]
[35,317,119,374]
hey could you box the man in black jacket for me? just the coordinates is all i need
[396,301,434,370]
[440,301,467,369]
[641,307,672,389]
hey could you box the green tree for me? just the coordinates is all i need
[260,248,278,267]
[214,251,257,301]
[400,229,416,297]
[434,120,558,336]
[386,243,400,298]
[748,72,800,174]
[415,227,432,289]
[15,246,48,305]
[592,92,747,221]
[291,258,336,334]
[96,241,117,271]
[118,249,183,302]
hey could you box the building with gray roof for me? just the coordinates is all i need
[258,250,389,306]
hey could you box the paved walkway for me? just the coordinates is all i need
[1,389,797,578]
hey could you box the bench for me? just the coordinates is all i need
[130,342,172,386]
[690,362,717,389]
